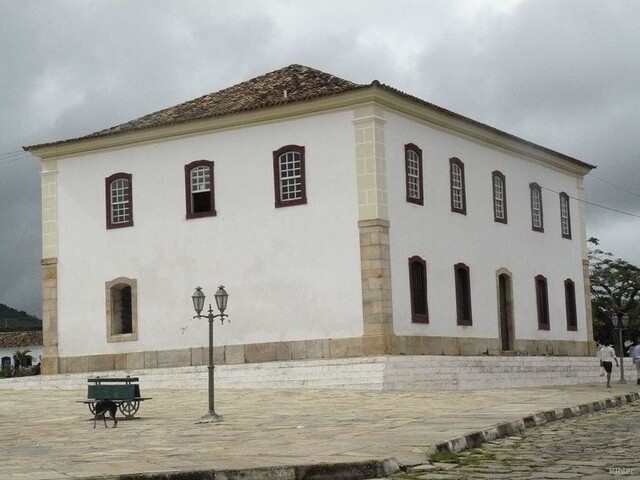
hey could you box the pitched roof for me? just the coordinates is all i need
[23,64,595,170]
[26,64,366,149]
[0,331,42,349]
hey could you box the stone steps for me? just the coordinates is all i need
[1,355,632,391]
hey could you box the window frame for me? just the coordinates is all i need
[535,274,550,330]
[105,277,138,343]
[273,145,307,208]
[408,256,429,323]
[405,143,424,205]
[565,279,578,331]
[454,262,473,325]
[492,170,507,224]
[185,160,217,219]
[530,182,544,232]
[559,192,572,239]
[449,157,467,215]
[105,172,134,230]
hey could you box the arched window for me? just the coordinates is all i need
[405,144,424,205]
[185,160,216,219]
[408,256,428,323]
[492,171,507,223]
[565,279,577,331]
[454,263,472,325]
[535,275,550,330]
[105,173,133,229]
[560,192,571,239]
[450,158,466,214]
[106,277,138,342]
[273,145,307,208]
[530,183,544,232]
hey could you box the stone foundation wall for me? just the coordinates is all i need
[52,334,593,374]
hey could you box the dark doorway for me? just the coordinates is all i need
[498,273,513,351]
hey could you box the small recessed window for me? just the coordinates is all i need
[185,160,216,219]
[454,263,472,325]
[492,171,507,223]
[408,256,428,323]
[450,158,467,215]
[560,192,571,239]
[106,173,133,229]
[106,277,138,343]
[535,274,550,330]
[405,144,424,205]
[530,183,544,232]
[565,279,577,331]
[273,145,307,208]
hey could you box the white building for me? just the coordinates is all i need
[25,65,595,375]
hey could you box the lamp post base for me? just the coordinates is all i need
[198,411,223,424]
[617,379,627,384]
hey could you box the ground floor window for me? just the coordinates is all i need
[106,277,138,342]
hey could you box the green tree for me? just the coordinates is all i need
[589,238,640,351]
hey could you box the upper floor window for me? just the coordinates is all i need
[408,256,428,323]
[535,274,550,330]
[492,171,507,223]
[450,158,467,215]
[560,192,571,239]
[564,279,578,331]
[273,145,307,208]
[405,144,424,205]
[185,160,216,219]
[530,183,544,232]
[106,173,133,229]
[454,262,472,325]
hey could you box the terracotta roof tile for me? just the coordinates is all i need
[27,64,365,149]
[0,331,43,348]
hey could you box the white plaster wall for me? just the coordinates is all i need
[384,111,588,342]
[0,346,43,366]
[55,111,364,356]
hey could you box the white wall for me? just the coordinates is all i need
[384,111,587,342]
[55,111,364,357]
[0,345,42,367]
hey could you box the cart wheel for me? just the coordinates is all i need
[118,400,140,419]
[87,402,96,415]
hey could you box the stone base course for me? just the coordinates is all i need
[2,355,626,391]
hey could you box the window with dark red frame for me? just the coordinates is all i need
[450,157,467,215]
[273,145,307,208]
[454,262,472,325]
[405,144,424,205]
[560,192,571,239]
[105,172,133,230]
[185,160,216,219]
[530,183,544,232]
[492,171,507,223]
[535,274,550,330]
[408,256,428,323]
[565,279,578,331]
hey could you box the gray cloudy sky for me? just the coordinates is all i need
[1,0,639,318]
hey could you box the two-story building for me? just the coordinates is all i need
[25,65,595,375]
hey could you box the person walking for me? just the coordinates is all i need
[632,341,640,386]
[600,344,618,388]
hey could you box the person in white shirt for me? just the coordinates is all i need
[632,342,640,386]
[600,344,618,388]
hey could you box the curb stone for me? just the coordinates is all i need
[428,392,639,456]
[101,458,401,480]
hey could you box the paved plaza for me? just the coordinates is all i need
[0,380,639,479]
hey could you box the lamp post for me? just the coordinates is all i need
[612,313,629,384]
[192,285,228,423]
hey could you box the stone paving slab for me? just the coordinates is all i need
[0,382,638,479]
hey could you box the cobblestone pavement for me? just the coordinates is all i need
[382,400,640,480]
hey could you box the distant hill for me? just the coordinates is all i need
[0,303,42,332]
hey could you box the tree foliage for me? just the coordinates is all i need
[589,238,640,348]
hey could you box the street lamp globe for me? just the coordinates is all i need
[192,287,206,316]
[214,286,228,314]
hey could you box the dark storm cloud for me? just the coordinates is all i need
[1,0,639,316]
